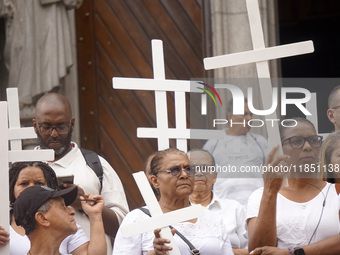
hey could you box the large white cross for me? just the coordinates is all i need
[121,172,205,254]
[0,88,54,255]
[204,0,315,153]
[113,39,223,153]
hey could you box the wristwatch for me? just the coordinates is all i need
[294,247,305,255]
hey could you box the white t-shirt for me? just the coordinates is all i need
[207,193,248,249]
[112,207,234,255]
[246,182,340,248]
[37,142,129,255]
[10,224,89,255]
[203,130,269,205]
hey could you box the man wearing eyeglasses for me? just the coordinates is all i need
[32,93,129,255]
[327,85,340,132]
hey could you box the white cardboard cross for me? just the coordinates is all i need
[121,172,205,255]
[204,0,315,152]
[0,88,54,255]
[113,39,223,153]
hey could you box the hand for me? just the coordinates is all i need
[62,183,85,211]
[263,145,290,194]
[153,228,176,255]
[250,246,289,255]
[80,194,104,217]
[0,226,9,245]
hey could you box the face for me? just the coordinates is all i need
[189,151,217,194]
[327,90,340,132]
[14,167,47,199]
[282,122,319,170]
[228,102,252,135]
[43,197,77,236]
[33,102,74,159]
[152,153,193,199]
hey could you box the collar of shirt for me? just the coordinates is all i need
[35,141,77,168]
[208,191,222,210]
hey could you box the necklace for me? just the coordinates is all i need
[29,251,32,255]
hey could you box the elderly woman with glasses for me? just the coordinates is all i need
[112,148,234,255]
[246,117,340,255]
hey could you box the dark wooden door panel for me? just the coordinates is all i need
[76,0,210,209]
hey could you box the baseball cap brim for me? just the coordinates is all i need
[51,186,78,206]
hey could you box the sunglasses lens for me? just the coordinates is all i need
[170,166,182,176]
[184,165,192,176]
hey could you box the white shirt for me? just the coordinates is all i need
[112,207,234,255]
[207,193,248,249]
[246,183,340,248]
[37,142,129,255]
[203,129,269,205]
[9,224,89,255]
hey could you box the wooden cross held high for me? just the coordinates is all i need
[121,172,205,255]
[204,0,315,152]
[0,88,54,255]
[112,39,223,153]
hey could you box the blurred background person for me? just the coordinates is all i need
[188,149,248,255]
[203,98,269,206]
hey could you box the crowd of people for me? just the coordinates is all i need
[1,86,340,254]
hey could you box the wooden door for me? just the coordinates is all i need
[76,0,211,209]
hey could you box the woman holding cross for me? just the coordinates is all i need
[112,148,234,255]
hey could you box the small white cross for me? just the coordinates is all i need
[113,39,223,153]
[204,0,315,153]
[121,172,205,255]
[0,88,54,255]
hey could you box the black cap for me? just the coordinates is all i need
[14,185,78,226]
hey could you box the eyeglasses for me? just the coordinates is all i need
[282,135,323,149]
[156,165,193,177]
[37,121,71,135]
[332,105,340,110]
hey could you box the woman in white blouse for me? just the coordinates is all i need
[247,118,340,255]
[113,148,234,255]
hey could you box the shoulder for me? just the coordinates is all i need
[121,207,150,225]
[247,187,264,206]
[219,198,245,211]
[203,139,218,151]
[248,132,268,144]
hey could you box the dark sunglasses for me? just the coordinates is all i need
[156,165,193,177]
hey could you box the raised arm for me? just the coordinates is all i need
[248,146,289,252]
[80,194,106,255]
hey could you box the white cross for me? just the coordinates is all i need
[113,39,223,153]
[0,88,54,255]
[121,172,205,255]
[204,0,315,153]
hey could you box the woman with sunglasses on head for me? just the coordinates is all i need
[0,161,106,255]
[246,117,340,255]
[112,148,234,255]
